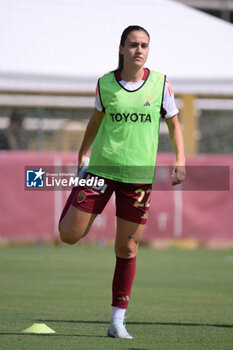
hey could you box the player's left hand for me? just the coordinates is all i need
[171,162,186,186]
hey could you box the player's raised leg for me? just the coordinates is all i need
[59,205,97,245]
[59,172,113,245]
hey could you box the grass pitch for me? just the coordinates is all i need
[0,245,233,350]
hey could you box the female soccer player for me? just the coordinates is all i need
[59,25,186,339]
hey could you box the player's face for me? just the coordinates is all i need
[120,30,149,69]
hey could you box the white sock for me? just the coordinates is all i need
[111,306,126,320]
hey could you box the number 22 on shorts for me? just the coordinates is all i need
[134,188,152,208]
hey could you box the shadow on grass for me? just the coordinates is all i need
[0,332,105,338]
[2,320,231,338]
[36,319,233,329]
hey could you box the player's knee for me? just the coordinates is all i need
[116,241,138,259]
[59,224,82,245]
[59,229,77,245]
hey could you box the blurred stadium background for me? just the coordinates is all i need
[0,0,233,247]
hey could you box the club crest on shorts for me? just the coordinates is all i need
[77,191,86,203]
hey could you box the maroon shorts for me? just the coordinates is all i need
[60,173,152,224]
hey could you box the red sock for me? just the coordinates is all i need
[112,256,136,309]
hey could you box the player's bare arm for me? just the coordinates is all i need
[166,114,186,185]
[78,108,104,172]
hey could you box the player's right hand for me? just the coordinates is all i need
[77,154,88,175]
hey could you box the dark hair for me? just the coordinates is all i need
[118,25,150,70]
